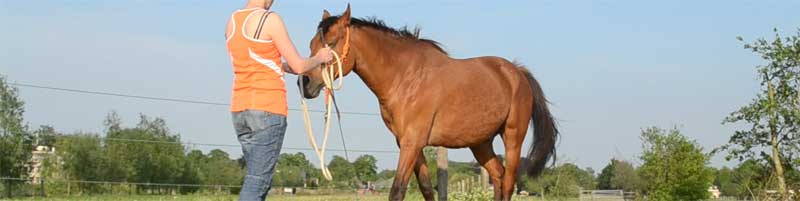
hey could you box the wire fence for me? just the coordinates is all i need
[0,177,380,198]
[7,82,400,154]
[11,81,400,153]
[0,177,242,198]
[0,177,241,188]
[9,82,382,117]
[98,136,399,154]
[2,82,406,198]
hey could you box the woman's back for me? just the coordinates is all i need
[226,8,287,116]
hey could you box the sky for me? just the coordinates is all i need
[1,0,799,172]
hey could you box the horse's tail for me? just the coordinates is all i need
[516,66,558,178]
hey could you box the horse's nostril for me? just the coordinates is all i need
[300,75,310,86]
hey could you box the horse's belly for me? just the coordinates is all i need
[427,109,506,148]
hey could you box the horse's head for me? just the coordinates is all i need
[299,4,355,99]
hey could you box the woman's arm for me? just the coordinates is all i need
[262,12,332,74]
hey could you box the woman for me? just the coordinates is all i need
[224,0,332,200]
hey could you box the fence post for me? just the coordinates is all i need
[6,179,11,198]
[40,178,45,197]
[480,167,488,190]
[436,147,448,201]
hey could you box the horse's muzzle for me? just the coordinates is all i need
[298,75,324,99]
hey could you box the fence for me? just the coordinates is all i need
[1,176,413,198]
[579,190,629,201]
[4,150,480,200]
[5,82,483,200]
[1,177,241,198]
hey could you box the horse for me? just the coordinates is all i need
[299,5,558,201]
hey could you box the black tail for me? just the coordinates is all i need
[517,66,558,178]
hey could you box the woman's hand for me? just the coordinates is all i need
[314,47,334,64]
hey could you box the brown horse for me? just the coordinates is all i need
[299,5,558,201]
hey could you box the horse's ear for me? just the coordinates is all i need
[340,4,351,26]
[322,9,331,20]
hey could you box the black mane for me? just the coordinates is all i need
[318,16,448,55]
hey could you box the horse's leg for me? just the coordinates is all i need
[500,131,523,201]
[389,144,424,201]
[413,151,435,201]
[500,101,531,200]
[469,141,505,201]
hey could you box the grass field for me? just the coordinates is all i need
[3,194,562,201]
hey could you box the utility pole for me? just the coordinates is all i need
[437,147,448,201]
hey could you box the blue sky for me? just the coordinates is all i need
[1,0,798,171]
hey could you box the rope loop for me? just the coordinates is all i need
[300,50,343,181]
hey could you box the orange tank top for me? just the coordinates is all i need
[226,8,287,116]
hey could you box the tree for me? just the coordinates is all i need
[521,163,596,198]
[327,155,356,187]
[597,162,613,189]
[274,152,317,187]
[202,150,244,189]
[377,169,397,181]
[177,150,203,193]
[35,111,251,195]
[178,149,242,193]
[103,114,187,190]
[33,125,58,147]
[719,28,800,200]
[714,167,737,197]
[597,159,640,192]
[0,75,32,197]
[51,134,110,192]
[639,127,714,201]
[353,155,378,182]
[723,160,772,199]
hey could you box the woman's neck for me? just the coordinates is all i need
[243,3,266,10]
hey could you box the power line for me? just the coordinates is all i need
[10,82,398,153]
[10,82,381,117]
[0,177,378,190]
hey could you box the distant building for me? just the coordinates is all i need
[708,185,721,199]
[579,190,626,201]
[28,145,56,184]
[764,189,796,199]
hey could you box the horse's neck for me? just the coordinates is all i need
[351,28,446,104]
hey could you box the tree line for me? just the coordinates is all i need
[26,112,389,196]
[517,127,715,200]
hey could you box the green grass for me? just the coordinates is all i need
[6,194,235,201]
[3,194,566,201]
[4,194,392,201]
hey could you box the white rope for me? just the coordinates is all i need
[300,50,343,181]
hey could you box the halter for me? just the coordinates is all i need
[319,27,351,65]
[298,26,351,181]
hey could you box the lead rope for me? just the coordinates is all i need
[299,46,344,181]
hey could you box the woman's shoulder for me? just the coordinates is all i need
[242,9,283,24]
[262,11,287,31]
[265,11,283,22]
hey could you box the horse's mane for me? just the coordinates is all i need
[318,16,448,55]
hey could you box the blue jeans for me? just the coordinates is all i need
[232,110,287,201]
